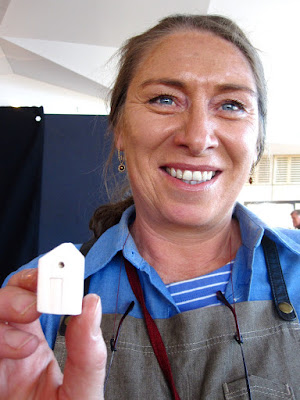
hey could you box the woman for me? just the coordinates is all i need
[1,14,300,399]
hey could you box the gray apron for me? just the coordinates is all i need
[54,236,300,399]
[55,301,299,399]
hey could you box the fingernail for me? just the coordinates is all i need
[92,295,101,336]
[20,268,37,285]
[4,329,35,349]
[20,268,36,280]
[12,294,37,315]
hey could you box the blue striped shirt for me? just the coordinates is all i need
[166,262,233,312]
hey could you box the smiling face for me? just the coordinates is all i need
[116,31,259,232]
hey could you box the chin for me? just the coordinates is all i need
[164,205,213,228]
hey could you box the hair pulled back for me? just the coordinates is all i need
[90,14,267,238]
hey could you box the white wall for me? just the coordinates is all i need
[0,74,109,115]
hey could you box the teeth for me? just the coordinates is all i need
[170,168,177,177]
[182,170,192,181]
[192,171,202,181]
[177,169,183,179]
[166,168,216,184]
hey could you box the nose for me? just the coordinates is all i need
[173,103,218,156]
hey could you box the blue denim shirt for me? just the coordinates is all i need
[6,202,300,349]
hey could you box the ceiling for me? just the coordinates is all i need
[1,0,300,147]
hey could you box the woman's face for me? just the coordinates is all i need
[116,31,259,231]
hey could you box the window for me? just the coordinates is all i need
[250,156,272,184]
[290,156,300,183]
[248,155,300,185]
[274,155,300,184]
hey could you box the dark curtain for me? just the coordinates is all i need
[0,106,44,285]
[38,114,109,254]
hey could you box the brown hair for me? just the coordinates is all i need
[90,14,267,238]
[291,210,300,216]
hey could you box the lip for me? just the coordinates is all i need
[163,163,219,172]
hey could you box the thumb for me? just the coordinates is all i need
[60,294,107,399]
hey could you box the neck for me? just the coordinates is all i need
[130,215,241,284]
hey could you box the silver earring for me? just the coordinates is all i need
[118,150,126,172]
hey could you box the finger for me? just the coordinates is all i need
[0,323,40,359]
[0,286,39,323]
[0,284,41,360]
[60,294,107,399]
[7,268,38,292]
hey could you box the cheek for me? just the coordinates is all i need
[222,132,258,179]
[231,123,259,162]
[123,113,168,152]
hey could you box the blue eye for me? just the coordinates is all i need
[222,101,244,112]
[150,95,175,105]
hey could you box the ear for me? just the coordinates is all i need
[114,124,125,151]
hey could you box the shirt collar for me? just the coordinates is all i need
[234,202,300,254]
[84,205,135,277]
[85,202,300,278]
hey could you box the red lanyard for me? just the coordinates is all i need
[124,257,181,400]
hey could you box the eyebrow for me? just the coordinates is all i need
[140,79,257,97]
[216,84,257,98]
[140,78,185,89]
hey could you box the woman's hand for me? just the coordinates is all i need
[0,269,107,399]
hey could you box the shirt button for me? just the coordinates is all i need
[278,302,294,314]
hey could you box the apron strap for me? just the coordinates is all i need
[261,235,296,321]
[124,257,181,400]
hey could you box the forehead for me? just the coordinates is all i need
[131,30,256,89]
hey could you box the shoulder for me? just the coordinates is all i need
[2,243,82,287]
[234,202,300,254]
[268,227,300,255]
[273,227,300,241]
